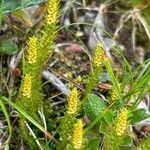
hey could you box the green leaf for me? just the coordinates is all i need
[99,110,114,134]
[85,137,101,150]
[0,99,12,148]
[104,57,122,101]
[99,119,107,134]
[130,109,150,124]
[121,135,133,146]
[102,110,114,124]
[84,94,106,122]
[1,0,45,14]
[0,40,18,55]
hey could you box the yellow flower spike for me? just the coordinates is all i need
[46,0,59,25]
[67,87,78,115]
[72,120,83,150]
[116,108,128,136]
[27,36,37,64]
[93,43,104,68]
[22,74,32,98]
[111,89,118,101]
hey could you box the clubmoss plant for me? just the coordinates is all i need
[38,0,59,65]
[17,35,39,119]
[136,135,150,150]
[17,0,59,118]
[86,43,104,94]
[72,119,83,150]
[58,87,79,149]
[26,36,37,64]
[116,108,128,136]
[104,108,129,150]
[93,43,104,68]
[16,0,60,148]
[104,130,123,150]
[46,0,59,25]
[67,87,79,115]
[111,88,119,101]
[21,74,32,98]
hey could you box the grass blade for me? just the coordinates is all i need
[0,99,12,148]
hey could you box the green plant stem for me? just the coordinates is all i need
[84,114,102,135]
[104,57,122,104]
